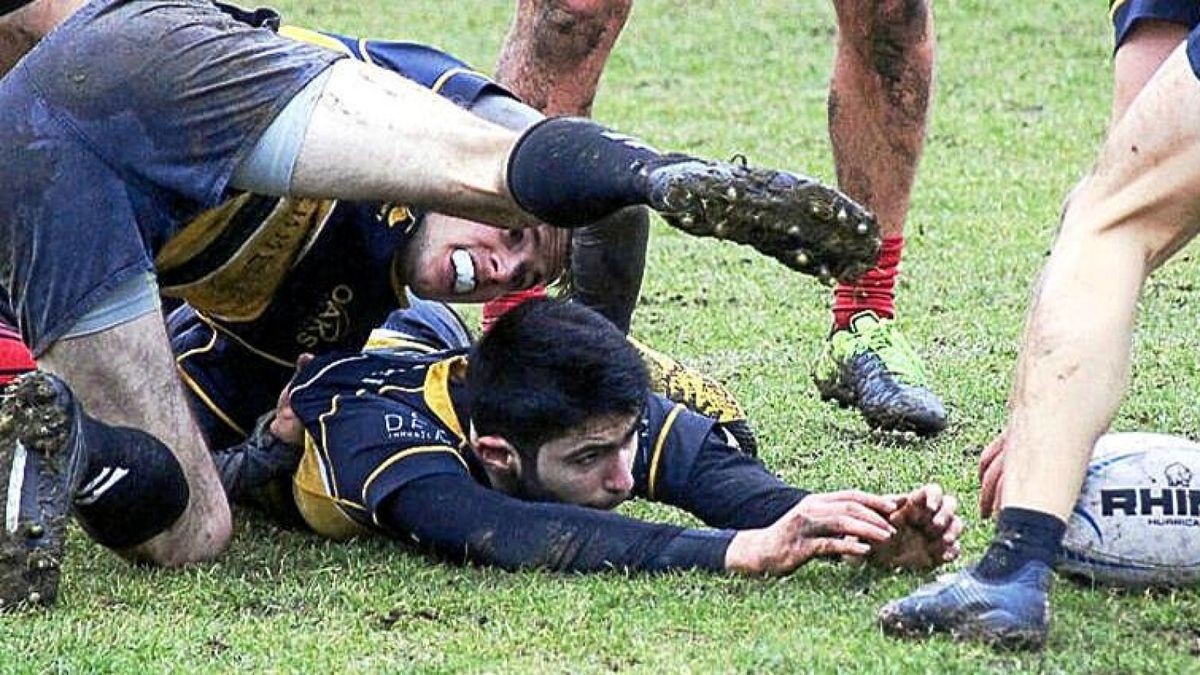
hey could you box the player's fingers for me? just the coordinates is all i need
[979,433,1006,482]
[943,541,962,562]
[943,514,965,544]
[932,493,958,529]
[812,536,872,559]
[837,501,896,534]
[980,454,1004,519]
[827,514,892,544]
[922,483,944,513]
[824,490,897,514]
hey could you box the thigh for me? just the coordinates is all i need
[1067,42,1200,262]
[0,74,151,354]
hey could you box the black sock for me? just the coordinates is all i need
[506,117,663,227]
[71,414,190,550]
[975,507,1066,580]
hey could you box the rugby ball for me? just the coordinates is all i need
[1059,432,1200,587]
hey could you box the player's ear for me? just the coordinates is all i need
[470,429,521,476]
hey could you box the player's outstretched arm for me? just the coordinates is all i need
[380,472,735,573]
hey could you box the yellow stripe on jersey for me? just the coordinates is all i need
[431,67,478,95]
[363,328,440,354]
[316,394,345,500]
[1109,0,1127,19]
[361,445,468,507]
[195,312,294,368]
[647,404,686,501]
[278,25,355,55]
[423,356,469,440]
[356,37,376,64]
[174,362,248,438]
[160,198,336,322]
[293,435,371,540]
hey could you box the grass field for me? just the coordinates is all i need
[6,0,1200,672]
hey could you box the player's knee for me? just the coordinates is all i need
[527,0,631,35]
[141,492,233,567]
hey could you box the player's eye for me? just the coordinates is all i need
[574,452,599,467]
[508,229,525,245]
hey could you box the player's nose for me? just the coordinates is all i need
[488,253,517,286]
[603,459,634,494]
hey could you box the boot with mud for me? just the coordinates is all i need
[0,371,87,610]
[643,155,881,283]
[812,311,947,435]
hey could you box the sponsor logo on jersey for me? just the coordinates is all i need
[296,284,355,349]
[383,411,454,445]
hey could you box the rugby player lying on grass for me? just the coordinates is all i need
[239,298,961,574]
[0,0,880,610]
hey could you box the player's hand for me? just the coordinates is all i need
[725,491,897,575]
[979,431,1006,518]
[865,483,963,571]
[268,353,313,446]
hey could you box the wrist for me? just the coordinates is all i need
[725,529,768,575]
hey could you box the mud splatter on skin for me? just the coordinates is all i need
[495,0,632,116]
[866,0,930,92]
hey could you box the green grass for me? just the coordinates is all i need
[5,0,1200,671]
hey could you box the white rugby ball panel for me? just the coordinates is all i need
[1059,432,1200,586]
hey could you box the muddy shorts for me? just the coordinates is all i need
[1111,0,1200,48]
[0,0,340,355]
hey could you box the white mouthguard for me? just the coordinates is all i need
[451,248,477,295]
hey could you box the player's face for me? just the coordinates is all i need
[521,411,640,511]
[403,213,569,303]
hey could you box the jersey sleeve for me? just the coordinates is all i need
[634,394,808,529]
[380,472,734,573]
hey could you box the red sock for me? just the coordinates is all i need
[0,322,35,386]
[481,286,549,333]
[831,235,903,330]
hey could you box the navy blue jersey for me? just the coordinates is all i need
[171,26,510,446]
[288,347,741,539]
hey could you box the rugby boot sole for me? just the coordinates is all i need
[0,372,84,610]
[646,158,881,283]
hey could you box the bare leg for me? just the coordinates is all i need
[811,0,943,435]
[1111,20,1190,126]
[828,0,933,239]
[496,0,632,116]
[1002,44,1200,520]
[290,60,534,229]
[877,46,1200,648]
[40,311,231,565]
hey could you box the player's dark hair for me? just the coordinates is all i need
[468,298,648,452]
